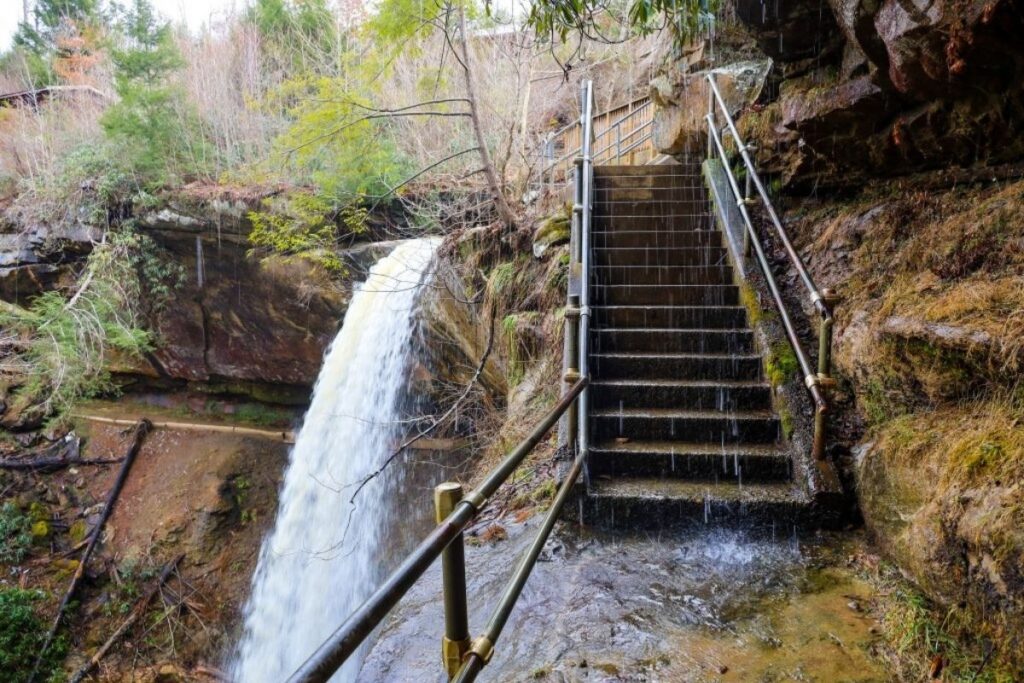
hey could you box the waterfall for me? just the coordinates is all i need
[230,238,439,682]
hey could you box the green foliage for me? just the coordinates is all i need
[0,228,162,423]
[0,588,68,683]
[526,0,716,51]
[882,582,1017,683]
[248,192,365,272]
[101,0,208,187]
[264,74,412,202]
[0,504,32,565]
[13,0,103,83]
[246,0,339,71]
[765,342,799,387]
[501,311,540,387]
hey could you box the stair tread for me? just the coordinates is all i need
[591,439,788,456]
[587,477,803,503]
[593,264,729,268]
[591,378,768,388]
[593,305,746,310]
[591,407,777,419]
[592,351,760,360]
[594,327,753,333]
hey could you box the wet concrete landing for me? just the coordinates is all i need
[361,523,888,682]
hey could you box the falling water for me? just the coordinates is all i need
[230,238,439,683]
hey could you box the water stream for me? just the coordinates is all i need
[230,238,439,683]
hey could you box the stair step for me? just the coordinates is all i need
[590,407,780,443]
[588,440,792,480]
[593,216,716,233]
[593,284,738,306]
[594,188,708,202]
[593,306,748,328]
[592,328,754,354]
[592,352,763,381]
[592,229,722,249]
[580,478,807,529]
[590,379,771,411]
[593,265,733,285]
[594,164,697,177]
[594,202,711,218]
[594,247,728,268]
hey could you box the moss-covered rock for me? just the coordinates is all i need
[857,404,1024,675]
[532,210,570,258]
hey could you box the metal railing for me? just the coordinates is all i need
[534,92,653,194]
[287,81,598,683]
[704,73,839,461]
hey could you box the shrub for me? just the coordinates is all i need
[0,504,32,565]
[0,588,68,683]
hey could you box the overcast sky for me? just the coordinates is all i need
[0,0,244,52]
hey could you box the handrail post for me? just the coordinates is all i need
[813,288,838,461]
[742,164,753,257]
[706,74,715,160]
[435,483,471,679]
[564,295,581,454]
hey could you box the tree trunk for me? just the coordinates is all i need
[456,3,516,226]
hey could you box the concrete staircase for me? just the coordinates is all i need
[583,162,808,528]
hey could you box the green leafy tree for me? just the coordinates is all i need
[246,0,340,72]
[526,0,716,53]
[100,0,206,186]
[13,0,104,84]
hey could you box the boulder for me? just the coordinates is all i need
[532,211,570,258]
[651,60,773,155]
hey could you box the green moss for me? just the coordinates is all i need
[738,282,764,326]
[530,478,557,505]
[234,403,295,427]
[490,262,518,296]
[778,405,794,440]
[765,342,799,387]
[533,210,571,249]
[501,311,541,388]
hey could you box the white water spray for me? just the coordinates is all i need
[231,238,439,682]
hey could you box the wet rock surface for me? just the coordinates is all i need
[690,0,1024,188]
[363,523,886,681]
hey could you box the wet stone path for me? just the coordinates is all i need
[362,521,888,682]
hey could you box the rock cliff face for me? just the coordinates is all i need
[778,174,1024,674]
[0,193,367,407]
[753,0,1024,188]
[653,0,1024,189]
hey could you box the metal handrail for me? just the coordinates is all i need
[535,95,652,191]
[704,73,837,461]
[287,378,589,683]
[449,79,596,683]
[576,80,594,461]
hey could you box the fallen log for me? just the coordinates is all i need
[0,433,123,471]
[28,419,152,683]
[75,413,295,443]
[0,455,123,470]
[68,553,184,683]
